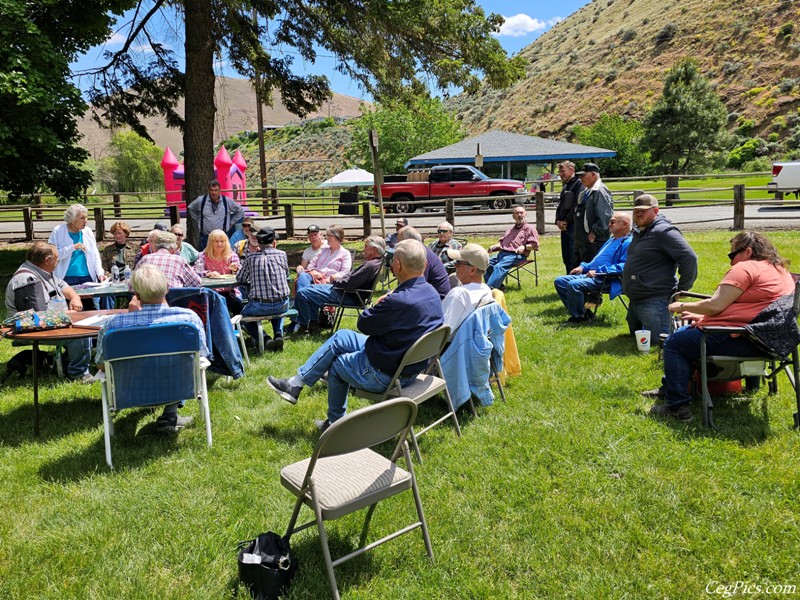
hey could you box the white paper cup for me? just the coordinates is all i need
[635,330,651,352]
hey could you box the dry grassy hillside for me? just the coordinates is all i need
[448,0,800,139]
[78,76,368,159]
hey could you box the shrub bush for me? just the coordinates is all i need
[655,23,678,44]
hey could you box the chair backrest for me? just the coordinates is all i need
[390,325,450,380]
[792,276,800,314]
[103,323,202,411]
[314,397,417,460]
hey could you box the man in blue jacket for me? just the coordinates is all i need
[267,239,443,432]
[554,212,632,324]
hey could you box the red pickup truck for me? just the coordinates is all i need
[375,165,527,213]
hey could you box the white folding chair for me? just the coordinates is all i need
[99,322,212,468]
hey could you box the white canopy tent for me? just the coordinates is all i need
[318,168,374,188]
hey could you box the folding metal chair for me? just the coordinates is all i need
[99,322,212,468]
[583,273,628,319]
[281,398,432,600]
[326,259,391,331]
[505,251,538,288]
[353,325,457,463]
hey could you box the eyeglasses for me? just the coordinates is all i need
[437,229,451,234]
[728,248,744,261]
[454,260,471,267]
[175,233,184,238]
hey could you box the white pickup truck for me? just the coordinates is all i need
[768,162,800,197]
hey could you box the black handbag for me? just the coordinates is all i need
[237,532,298,600]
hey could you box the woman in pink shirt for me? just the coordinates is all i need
[650,232,795,421]
[195,229,243,315]
[295,224,352,292]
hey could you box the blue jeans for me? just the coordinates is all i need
[295,272,313,294]
[554,274,602,318]
[626,297,671,337]
[296,284,360,326]
[663,325,765,407]
[241,298,289,339]
[297,329,413,423]
[65,338,91,379]
[484,251,525,289]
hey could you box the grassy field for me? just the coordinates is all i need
[1,230,800,599]
[605,175,773,203]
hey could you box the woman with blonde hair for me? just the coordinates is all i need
[195,229,243,314]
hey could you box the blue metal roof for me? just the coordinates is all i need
[404,130,616,168]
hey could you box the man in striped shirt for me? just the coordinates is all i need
[95,265,209,433]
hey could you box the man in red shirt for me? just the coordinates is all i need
[484,205,539,289]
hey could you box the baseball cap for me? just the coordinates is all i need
[447,243,490,271]
[576,162,600,176]
[633,194,659,209]
[153,222,168,231]
[256,226,279,244]
[395,217,409,228]
[307,224,320,233]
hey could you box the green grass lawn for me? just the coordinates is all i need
[1,231,800,599]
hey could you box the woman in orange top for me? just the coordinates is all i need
[651,231,794,421]
[195,229,243,315]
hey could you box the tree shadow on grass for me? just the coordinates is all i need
[38,410,184,481]
[635,393,775,446]
[0,397,100,447]
[522,292,561,304]
[259,422,316,444]
[586,333,639,356]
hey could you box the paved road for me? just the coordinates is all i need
[2,202,799,243]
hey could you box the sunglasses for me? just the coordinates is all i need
[728,248,744,261]
[175,233,184,238]
[454,260,471,267]
[437,229,451,234]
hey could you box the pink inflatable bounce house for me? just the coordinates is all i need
[161,145,248,213]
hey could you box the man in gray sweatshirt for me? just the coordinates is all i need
[621,194,698,337]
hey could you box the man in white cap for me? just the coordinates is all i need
[441,243,494,335]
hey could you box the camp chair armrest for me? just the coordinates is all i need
[699,326,747,335]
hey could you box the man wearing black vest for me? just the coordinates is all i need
[187,180,245,249]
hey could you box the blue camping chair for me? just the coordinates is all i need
[99,322,212,468]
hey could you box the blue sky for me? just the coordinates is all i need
[71,1,588,100]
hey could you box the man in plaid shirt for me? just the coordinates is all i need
[236,226,291,351]
[95,265,209,433]
[136,231,202,288]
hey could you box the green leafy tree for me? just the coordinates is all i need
[96,130,164,192]
[0,0,133,199]
[641,59,729,173]
[573,114,651,177]
[348,97,465,174]
[82,0,525,244]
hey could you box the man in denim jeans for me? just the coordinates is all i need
[622,194,698,338]
[266,239,443,432]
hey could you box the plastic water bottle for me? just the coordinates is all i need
[111,264,119,282]
[123,265,132,282]
[49,297,67,312]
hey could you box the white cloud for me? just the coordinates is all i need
[105,32,126,47]
[497,14,562,37]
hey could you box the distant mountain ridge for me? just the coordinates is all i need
[447,0,800,140]
[77,76,368,159]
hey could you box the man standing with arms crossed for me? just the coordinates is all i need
[555,161,585,274]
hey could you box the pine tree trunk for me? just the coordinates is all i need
[183,0,216,249]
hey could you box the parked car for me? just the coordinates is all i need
[768,162,800,197]
[374,165,527,213]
